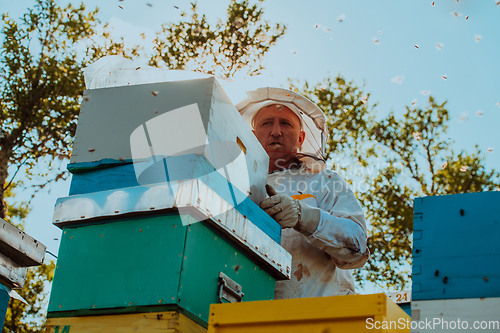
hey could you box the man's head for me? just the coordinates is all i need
[236,87,329,172]
[253,104,305,172]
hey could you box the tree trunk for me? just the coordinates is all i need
[0,146,11,219]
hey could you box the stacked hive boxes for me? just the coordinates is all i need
[45,77,292,332]
[0,220,46,327]
[411,192,500,332]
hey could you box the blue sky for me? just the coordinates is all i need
[3,0,500,293]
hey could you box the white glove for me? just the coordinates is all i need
[259,184,320,236]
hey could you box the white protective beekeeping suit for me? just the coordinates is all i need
[236,87,369,298]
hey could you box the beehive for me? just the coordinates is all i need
[412,191,500,301]
[47,77,292,328]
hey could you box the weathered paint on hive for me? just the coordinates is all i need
[47,214,277,325]
[53,178,290,277]
[67,154,281,245]
[69,77,269,207]
[48,215,186,313]
[0,219,46,267]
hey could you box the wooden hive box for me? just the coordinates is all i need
[207,293,410,332]
[45,311,207,333]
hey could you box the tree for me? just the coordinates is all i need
[2,262,55,333]
[1,182,55,333]
[360,96,499,289]
[294,79,500,290]
[150,0,286,78]
[289,76,374,162]
[0,0,138,219]
[0,1,138,331]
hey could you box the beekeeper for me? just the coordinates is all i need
[236,87,369,299]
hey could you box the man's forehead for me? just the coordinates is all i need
[254,104,301,124]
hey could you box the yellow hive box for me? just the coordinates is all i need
[208,293,410,333]
[45,311,207,333]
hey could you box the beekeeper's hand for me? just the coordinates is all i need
[260,184,321,236]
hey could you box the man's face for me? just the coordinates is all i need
[253,104,305,166]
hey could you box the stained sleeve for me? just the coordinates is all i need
[304,170,370,269]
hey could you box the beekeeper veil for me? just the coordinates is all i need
[236,87,328,172]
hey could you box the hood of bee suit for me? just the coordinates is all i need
[235,87,328,172]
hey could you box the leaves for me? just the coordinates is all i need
[4,181,30,224]
[2,261,56,333]
[290,75,375,167]
[0,0,134,218]
[297,80,499,290]
[362,97,498,288]
[435,148,499,194]
[150,0,286,78]
[2,183,50,333]
[355,160,414,288]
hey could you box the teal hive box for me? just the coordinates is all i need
[48,180,291,327]
[48,213,281,326]
[47,77,292,327]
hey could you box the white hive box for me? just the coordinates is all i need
[69,76,269,206]
[411,298,500,333]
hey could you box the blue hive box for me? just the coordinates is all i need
[412,191,500,301]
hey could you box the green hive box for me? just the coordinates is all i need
[48,213,279,325]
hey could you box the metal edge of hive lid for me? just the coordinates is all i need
[53,178,292,280]
[0,252,29,288]
[0,219,47,267]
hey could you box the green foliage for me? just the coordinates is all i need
[0,1,136,329]
[150,0,286,78]
[290,76,374,165]
[4,181,30,224]
[86,23,142,61]
[2,261,56,333]
[359,161,415,288]
[0,0,136,218]
[1,0,96,169]
[435,148,499,194]
[296,81,500,290]
[361,96,499,288]
[368,97,450,195]
[2,182,51,333]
